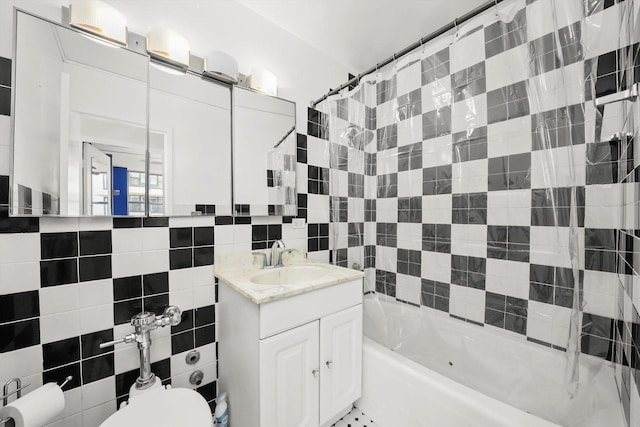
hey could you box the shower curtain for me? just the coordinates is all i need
[318,0,638,425]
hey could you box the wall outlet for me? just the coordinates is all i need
[292,218,306,229]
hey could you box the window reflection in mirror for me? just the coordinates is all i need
[11,11,148,216]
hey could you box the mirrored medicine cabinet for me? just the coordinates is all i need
[10,10,296,218]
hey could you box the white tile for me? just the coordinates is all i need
[487,115,531,157]
[82,400,116,426]
[376,198,397,223]
[193,284,215,306]
[396,275,421,305]
[0,261,40,294]
[150,335,171,363]
[397,223,422,250]
[422,194,451,224]
[307,137,330,168]
[40,284,80,316]
[421,76,452,114]
[485,259,530,300]
[192,265,215,286]
[375,246,396,272]
[112,228,143,254]
[0,233,40,264]
[397,169,422,197]
[397,60,421,96]
[450,29,485,73]
[421,251,451,283]
[526,0,555,41]
[485,44,528,92]
[77,217,112,231]
[196,342,216,368]
[114,345,139,375]
[39,217,79,233]
[111,252,143,278]
[376,99,399,129]
[169,268,193,293]
[0,145,9,176]
[452,159,488,193]
[79,304,113,335]
[451,224,487,258]
[141,249,169,275]
[79,279,113,309]
[0,345,43,380]
[451,94,487,134]
[583,5,623,59]
[40,311,81,344]
[81,377,115,410]
[397,114,422,146]
[169,288,194,310]
[142,228,169,251]
[198,361,217,388]
[422,135,453,167]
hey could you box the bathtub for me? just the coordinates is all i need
[356,295,624,427]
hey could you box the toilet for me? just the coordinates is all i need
[100,384,213,427]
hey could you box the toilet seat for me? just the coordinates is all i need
[100,386,213,427]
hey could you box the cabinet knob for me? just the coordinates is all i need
[312,369,319,378]
[325,360,333,369]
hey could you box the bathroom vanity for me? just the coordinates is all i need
[216,257,364,427]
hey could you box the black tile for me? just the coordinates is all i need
[171,309,194,334]
[144,293,169,316]
[0,318,40,353]
[170,248,193,270]
[0,175,8,205]
[194,246,214,267]
[171,330,195,354]
[0,86,10,116]
[505,313,527,334]
[195,305,215,327]
[82,353,114,384]
[116,368,139,397]
[113,218,142,228]
[195,326,215,347]
[40,258,78,287]
[143,217,169,227]
[170,228,193,248]
[43,362,81,390]
[151,358,171,381]
[215,216,233,226]
[43,337,80,370]
[81,329,113,358]
[79,255,111,282]
[114,298,142,325]
[194,227,214,246]
[41,232,78,259]
[113,276,142,301]
[79,231,112,256]
[143,272,169,296]
[0,290,39,323]
[197,380,217,402]
[0,57,11,87]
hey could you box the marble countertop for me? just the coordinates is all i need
[214,252,364,304]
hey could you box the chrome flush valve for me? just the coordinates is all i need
[100,306,182,390]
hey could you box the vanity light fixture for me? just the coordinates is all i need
[69,0,127,46]
[204,50,239,83]
[248,67,277,96]
[146,27,190,69]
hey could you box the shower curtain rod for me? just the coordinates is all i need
[311,0,504,107]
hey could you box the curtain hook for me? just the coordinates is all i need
[453,18,458,36]
[494,0,499,17]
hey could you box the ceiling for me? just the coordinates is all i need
[236,0,487,73]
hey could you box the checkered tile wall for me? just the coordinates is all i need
[317,0,639,424]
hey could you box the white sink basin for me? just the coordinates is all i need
[250,265,328,286]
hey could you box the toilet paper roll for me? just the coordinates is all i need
[0,383,65,427]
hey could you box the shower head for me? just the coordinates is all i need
[342,124,374,150]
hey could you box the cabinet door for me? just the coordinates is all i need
[260,320,320,427]
[319,304,363,425]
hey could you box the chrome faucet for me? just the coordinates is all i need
[100,306,181,390]
[270,239,286,267]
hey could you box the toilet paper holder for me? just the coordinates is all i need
[0,376,72,424]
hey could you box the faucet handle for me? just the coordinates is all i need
[252,252,268,268]
[158,306,182,327]
[99,333,136,349]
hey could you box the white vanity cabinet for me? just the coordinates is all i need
[218,278,363,427]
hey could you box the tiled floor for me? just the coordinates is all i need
[332,407,381,427]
